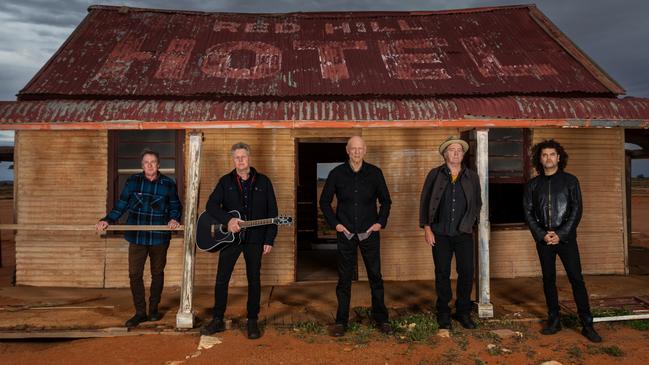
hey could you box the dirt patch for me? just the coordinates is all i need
[1,320,648,365]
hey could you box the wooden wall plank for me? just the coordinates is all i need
[15,130,107,287]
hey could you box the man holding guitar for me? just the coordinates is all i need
[201,142,278,340]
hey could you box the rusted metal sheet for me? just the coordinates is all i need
[1,97,649,129]
[18,5,617,100]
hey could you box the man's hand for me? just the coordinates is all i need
[263,244,273,255]
[365,223,382,233]
[544,231,560,245]
[167,219,181,230]
[95,220,109,232]
[335,224,351,235]
[424,226,436,247]
[227,218,243,233]
[548,231,560,245]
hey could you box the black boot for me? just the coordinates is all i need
[580,315,602,342]
[125,313,148,328]
[247,319,261,340]
[540,313,562,335]
[330,323,346,337]
[149,305,162,321]
[437,313,452,330]
[200,317,226,335]
[453,313,477,329]
[581,326,602,342]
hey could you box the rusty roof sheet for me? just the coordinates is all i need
[18,4,620,100]
[2,97,649,129]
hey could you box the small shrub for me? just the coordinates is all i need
[392,313,439,343]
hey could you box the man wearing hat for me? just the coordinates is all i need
[419,136,482,329]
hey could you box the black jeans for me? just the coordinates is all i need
[213,242,264,320]
[128,242,169,315]
[335,234,389,325]
[536,240,592,319]
[432,233,474,316]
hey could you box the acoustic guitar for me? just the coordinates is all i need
[195,210,293,252]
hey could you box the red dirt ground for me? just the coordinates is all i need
[1,322,648,365]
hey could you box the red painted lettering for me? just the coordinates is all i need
[398,20,423,31]
[275,22,300,33]
[294,41,368,82]
[244,21,270,33]
[325,22,351,34]
[92,35,152,81]
[200,41,281,79]
[378,38,451,80]
[154,39,196,79]
[461,37,558,78]
[213,21,240,32]
[371,21,395,33]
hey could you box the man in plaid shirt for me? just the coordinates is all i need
[96,149,182,328]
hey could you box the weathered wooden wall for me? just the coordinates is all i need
[362,128,460,280]
[193,130,295,287]
[0,198,15,267]
[14,131,107,287]
[12,127,626,288]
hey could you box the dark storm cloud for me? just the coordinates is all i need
[0,0,647,101]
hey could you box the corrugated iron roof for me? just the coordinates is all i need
[18,4,620,100]
[2,97,649,129]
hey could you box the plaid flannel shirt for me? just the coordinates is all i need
[103,172,182,245]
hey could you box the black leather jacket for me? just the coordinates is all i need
[523,171,582,243]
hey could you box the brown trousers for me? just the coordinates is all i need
[128,243,169,315]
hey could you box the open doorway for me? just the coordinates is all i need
[296,141,352,281]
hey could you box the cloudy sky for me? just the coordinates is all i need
[0,0,648,163]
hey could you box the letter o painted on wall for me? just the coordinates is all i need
[200,41,282,79]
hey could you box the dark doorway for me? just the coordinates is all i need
[625,129,649,275]
[296,141,351,281]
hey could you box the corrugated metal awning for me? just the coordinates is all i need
[1,96,648,129]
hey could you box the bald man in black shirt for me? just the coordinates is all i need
[320,136,392,337]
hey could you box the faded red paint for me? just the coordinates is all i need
[200,42,282,80]
[378,38,450,80]
[461,37,558,78]
[294,41,368,81]
[18,5,619,99]
[155,39,196,79]
[91,35,152,82]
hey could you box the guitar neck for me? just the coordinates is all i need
[239,218,276,228]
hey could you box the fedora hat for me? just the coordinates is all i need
[439,136,469,155]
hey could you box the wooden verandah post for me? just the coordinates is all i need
[476,128,494,318]
[176,131,202,328]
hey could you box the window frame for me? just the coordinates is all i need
[106,130,185,224]
[464,128,532,229]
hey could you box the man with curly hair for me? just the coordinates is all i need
[523,139,602,342]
